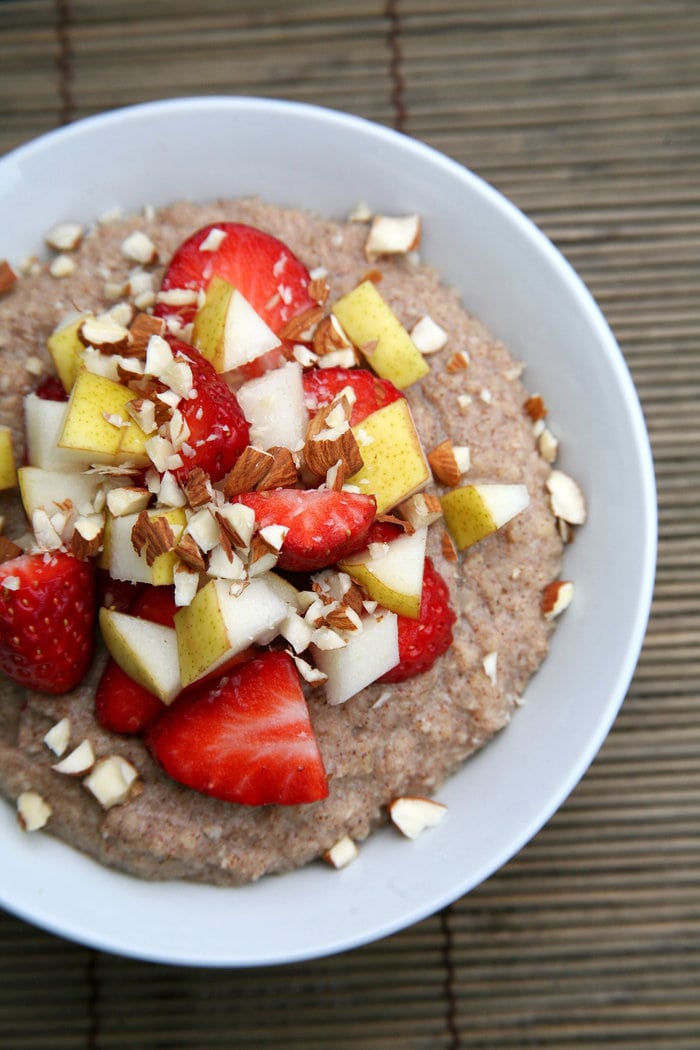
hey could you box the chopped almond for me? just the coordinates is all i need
[0,260,17,294]
[428,439,462,487]
[542,580,574,620]
[222,446,274,498]
[131,511,175,566]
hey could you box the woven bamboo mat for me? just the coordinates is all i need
[1,1,699,1046]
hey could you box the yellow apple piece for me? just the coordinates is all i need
[101,507,186,583]
[99,607,182,703]
[18,465,103,520]
[348,398,430,514]
[331,280,429,389]
[440,483,530,551]
[47,313,90,392]
[311,611,399,706]
[0,426,17,490]
[174,576,290,687]
[193,274,281,372]
[339,526,427,618]
[58,371,149,465]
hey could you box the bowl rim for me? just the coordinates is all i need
[0,96,657,966]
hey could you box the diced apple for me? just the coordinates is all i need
[99,607,182,703]
[101,507,186,583]
[311,612,399,705]
[58,371,149,466]
[47,313,89,392]
[331,280,429,389]
[18,466,102,520]
[236,361,308,451]
[339,526,427,618]
[0,426,17,490]
[440,483,530,550]
[192,274,281,372]
[348,398,430,514]
[174,576,290,687]
[24,394,84,471]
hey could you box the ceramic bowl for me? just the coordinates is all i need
[0,97,656,966]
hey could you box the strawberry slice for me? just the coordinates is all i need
[379,558,456,683]
[155,222,316,334]
[0,551,96,694]
[167,338,250,483]
[303,366,403,426]
[146,650,328,806]
[34,374,68,402]
[232,488,377,573]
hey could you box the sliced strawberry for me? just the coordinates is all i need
[379,558,456,683]
[303,366,403,426]
[0,551,96,694]
[34,375,68,402]
[155,222,316,334]
[129,583,178,626]
[146,650,328,806]
[232,488,377,573]
[168,337,250,483]
[95,659,165,735]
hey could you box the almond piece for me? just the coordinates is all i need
[0,260,18,294]
[304,399,363,479]
[256,446,299,490]
[323,835,359,869]
[308,276,330,305]
[446,350,470,372]
[546,470,587,525]
[43,717,71,757]
[84,755,142,809]
[410,315,448,354]
[427,439,462,487]
[441,528,458,562]
[312,314,353,357]
[174,533,207,572]
[121,230,158,266]
[279,305,325,342]
[524,394,547,421]
[79,314,132,355]
[542,579,574,620]
[46,222,84,252]
[222,446,274,499]
[52,739,95,776]
[70,515,104,560]
[365,215,421,257]
[17,791,52,832]
[131,511,175,566]
[183,466,213,508]
[397,492,443,530]
[388,796,447,839]
[128,312,166,357]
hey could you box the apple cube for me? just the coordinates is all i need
[101,507,186,584]
[236,361,308,451]
[348,398,430,514]
[311,611,399,705]
[331,280,429,389]
[47,313,89,392]
[99,607,182,703]
[440,483,530,550]
[174,576,290,687]
[0,426,17,490]
[18,466,102,520]
[339,526,427,619]
[193,274,281,372]
[58,371,149,466]
[24,394,86,471]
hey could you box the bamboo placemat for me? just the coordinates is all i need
[1,1,699,1047]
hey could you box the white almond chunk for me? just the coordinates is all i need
[173,565,200,607]
[52,739,95,776]
[290,652,327,686]
[43,717,71,757]
[158,471,187,509]
[389,796,447,840]
[186,508,221,552]
[411,314,449,354]
[49,254,76,278]
[258,524,289,551]
[317,348,358,369]
[483,650,498,685]
[121,230,158,265]
[323,835,359,869]
[106,486,152,517]
[365,215,421,257]
[457,394,472,412]
[546,469,586,524]
[398,492,443,530]
[156,288,199,307]
[17,791,52,832]
[199,227,227,252]
[543,580,575,620]
[453,444,471,474]
[280,610,316,654]
[347,201,373,222]
[216,502,256,549]
[207,545,246,580]
[46,222,84,252]
[538,426,559,463]
[84,755,141,809]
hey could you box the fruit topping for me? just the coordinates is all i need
[380,557,456,683]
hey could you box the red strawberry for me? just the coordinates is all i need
[34,375,68,402]
[232,488,377,573]
[303,366,403,426]
[155,222,316,334]
[146,650,328,806]
[95,585,178,734]
[380,558,456,683]
[0,551,96,694]
[167,338,250,483]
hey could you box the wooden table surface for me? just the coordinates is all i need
[1,2,699,1047]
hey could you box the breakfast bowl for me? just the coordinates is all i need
[0,97,656,966]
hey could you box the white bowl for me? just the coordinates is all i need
[0,97,656,966]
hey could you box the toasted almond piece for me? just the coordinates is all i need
[79,314,132,354]
[84,755,142,809]
[308,276,330,305]
[441,528,458,562]
[397,492,443,530]
[524,394,547,421]
[323,835,359,869]
[43,717,71,757]
[427,439,462,487]
[0,260,18,294]
[312,314,353,357]
[46,222,84,252]
[546,470,587,525]
[542,579,575,620]
[121,230,158,265]
[410,314,449,354]
[131,510,175,566]
[128,312,166,357]
[304,398,363,479]
[0,535,23,563]
[52,739,95,776]
[222,446,274,499]
[257,446,299,490]
[537,426,559,464]
[388,796,447,839]
[70,515,104,560]
[365,215,421,257]
[446,350,470,372]
[279,304,325,342]
[182,466,213,509]
[17,791,52,832]
[174,532,207,572]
